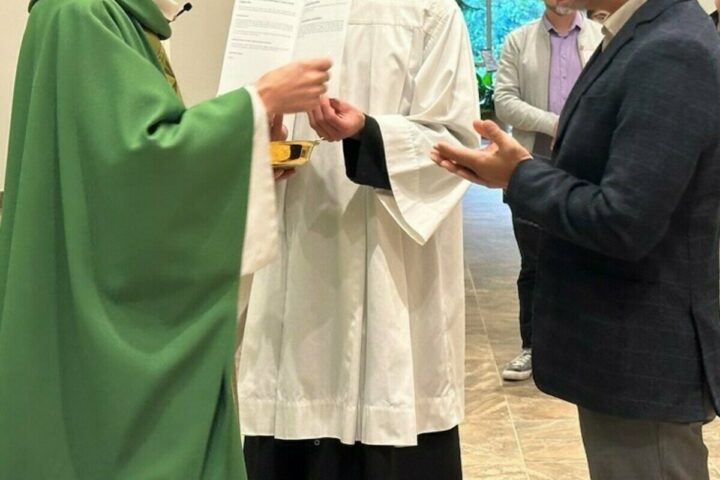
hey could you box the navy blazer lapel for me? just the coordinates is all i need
[553,0,685,149]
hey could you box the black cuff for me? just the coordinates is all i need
[342,115,391,190]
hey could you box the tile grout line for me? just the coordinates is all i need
[463,190,596,479]
[465,191,533,479]
[466,262,532,480]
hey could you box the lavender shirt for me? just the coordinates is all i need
[543,12,584,115]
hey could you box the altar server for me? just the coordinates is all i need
[237,0,480,478]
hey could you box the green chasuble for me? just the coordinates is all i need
[0,0,255,478]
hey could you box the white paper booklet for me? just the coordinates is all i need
[217,0,351,137]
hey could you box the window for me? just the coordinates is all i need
[458,1,546,116]
[458,0,545,58]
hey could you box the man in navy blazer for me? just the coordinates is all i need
[433,0,720,477]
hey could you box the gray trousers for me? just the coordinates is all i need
[578,407,711,480]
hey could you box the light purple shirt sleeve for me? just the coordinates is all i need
[544,12,584,115]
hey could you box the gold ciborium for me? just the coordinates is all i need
[270,140,319,169]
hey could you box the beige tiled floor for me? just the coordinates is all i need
[460,186,720,479]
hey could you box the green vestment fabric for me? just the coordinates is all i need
[0,0,255,478]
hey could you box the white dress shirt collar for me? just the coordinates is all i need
[602,0,647,49]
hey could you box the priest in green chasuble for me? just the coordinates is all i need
[0,0,330,478]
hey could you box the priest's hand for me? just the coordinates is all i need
[270,115,288,141]
[308,97,365,141]
[431,120,532,189]
[257,58,332,116]
[274,168,296,182]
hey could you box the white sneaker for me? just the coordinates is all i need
[502,349,532,381]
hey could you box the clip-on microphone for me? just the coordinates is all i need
[173,3,193,22]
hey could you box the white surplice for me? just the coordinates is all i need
[237,0,480,447]
[236,86,279,312]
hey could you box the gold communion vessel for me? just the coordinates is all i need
[270,140,319,169]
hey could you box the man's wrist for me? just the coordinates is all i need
[256,84,276,117]
[350,114,367,140]
[506,155,533,191]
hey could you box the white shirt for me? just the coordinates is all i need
[237,0,479,447]
[698,0,716,14]
[602,0,648,49]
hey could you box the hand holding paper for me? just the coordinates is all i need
[219,0,352,139]
[273,168,296,182]
[270,114,295,180]
[270,115,289,141]
[308,97,366,142]
[257,58,332,116]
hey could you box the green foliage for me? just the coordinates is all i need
[458,0,544,114]
[477,70,495,115]
[491,0,545,56]
[459,6,488,56]
[459,0,544,57]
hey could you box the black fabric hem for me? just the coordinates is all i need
[342,115,391,190]
[244,426,462,480]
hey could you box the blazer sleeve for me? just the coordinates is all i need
[506,39,720,261]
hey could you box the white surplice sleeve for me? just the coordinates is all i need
[240,86,278,276]
[236,86,279,316]
[374,6,480,245]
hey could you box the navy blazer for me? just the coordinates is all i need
[506,0,720,422]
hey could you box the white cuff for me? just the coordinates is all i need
[240,85,279,276]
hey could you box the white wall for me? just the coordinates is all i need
[0,1,28,192]
[171,0,236,106]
